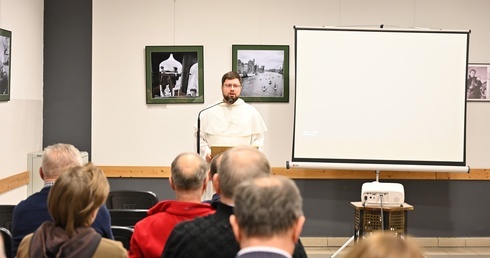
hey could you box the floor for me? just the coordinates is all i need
[305,247,490,257]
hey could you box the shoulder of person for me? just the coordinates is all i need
[93,238,127,258]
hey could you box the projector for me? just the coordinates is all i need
[361,182,405,206]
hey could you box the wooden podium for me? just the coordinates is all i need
[210,145,258,157]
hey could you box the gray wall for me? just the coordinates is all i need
[108,178,490,237]
[44,0,490,238]
[43,0,92,154]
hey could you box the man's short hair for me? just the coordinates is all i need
[218,146,270,199]
[221,71,242,85]
[209,152,223,178]
[48,163,109,238]
[171,152,208,191]
[234,176,303,238]
[41,143,83,179]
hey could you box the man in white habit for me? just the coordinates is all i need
[195,71,268,164]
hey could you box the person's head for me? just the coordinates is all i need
[221,71,242,104]
[469,69,476,77]
[216,146,270,201]
[48,163,109,238]
[41,143,83,181]
[209,152,223,180]
[230,176,305,252]
[343,231,424,258]
[170,152,208,198]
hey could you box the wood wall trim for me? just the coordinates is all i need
[100,166,489,180]
[0,171,29,194]
[0,167,487,195]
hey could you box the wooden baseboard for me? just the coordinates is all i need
[100,166,489,180]
[1,167,488,196]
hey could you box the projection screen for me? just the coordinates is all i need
[290,27,470,172]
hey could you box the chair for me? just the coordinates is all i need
[0,205,15,233]
[109,209,148,227]
[0,227,12,258]
[111,226,133,250]
[106,190,158,209]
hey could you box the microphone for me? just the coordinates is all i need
[196,101,225,154]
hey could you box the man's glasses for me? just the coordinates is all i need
[223,84,242,89]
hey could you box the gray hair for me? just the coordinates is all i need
[234,176,303,238]
[41,143,83,179]
[218,146,270,199]
[171,152,208,191]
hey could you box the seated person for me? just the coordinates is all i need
[12,143,113,257]
[202,152,223,204]
[230,176,306,258]
[16,163,127,257]
[129,152,215,258]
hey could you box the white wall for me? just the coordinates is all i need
[92,0,490,168]
[0,0,43,204]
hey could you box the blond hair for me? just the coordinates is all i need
[343,231,424,258]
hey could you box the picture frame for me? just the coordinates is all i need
[145,46,204,104]
[467,63,490,101]
[232,45,289,102]
[0,28,11,102]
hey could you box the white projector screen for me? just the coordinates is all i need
[291,27,469,171]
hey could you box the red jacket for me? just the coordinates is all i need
[128,200,215,258]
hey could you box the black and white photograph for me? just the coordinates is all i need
[0,28,11,101]
[232,45,289,102]
[467,64,490,101]
[145,46,204,104]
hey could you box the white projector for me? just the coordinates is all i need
[361,182,405,206]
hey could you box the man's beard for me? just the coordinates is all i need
[223,94,238,104]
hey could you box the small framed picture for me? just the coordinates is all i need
[467,63,490,101]
[232,45,289,102]
[0,28,11,102]
[145,46,204,104]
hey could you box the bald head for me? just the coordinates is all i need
[171,152,208,191]
[218,146,271,199]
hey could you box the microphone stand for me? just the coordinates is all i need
[196,101,225,154]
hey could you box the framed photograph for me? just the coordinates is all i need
[232,45,289,102]
[145,46,204,104]
[467,63,490,101]
[0,28,11,101]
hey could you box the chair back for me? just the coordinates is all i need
[111,226,133,250]
[109,209,148,228]
[0,227,12,258]
[106,190,158,209]
[0,205,15,233]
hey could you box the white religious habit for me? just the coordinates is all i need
[195,98,268,159]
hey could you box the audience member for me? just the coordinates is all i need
[11,143,113,257]
[129,152,215,258]
[343,231,425,258]
[202,152,223,203]
[162,146,307,258]
[231,176,305,258]
[16,163,127,257]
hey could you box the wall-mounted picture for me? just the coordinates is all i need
[0,28,11,102]
[467,63,490,101]
[232,45,289,102]
[146,46,204,104]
